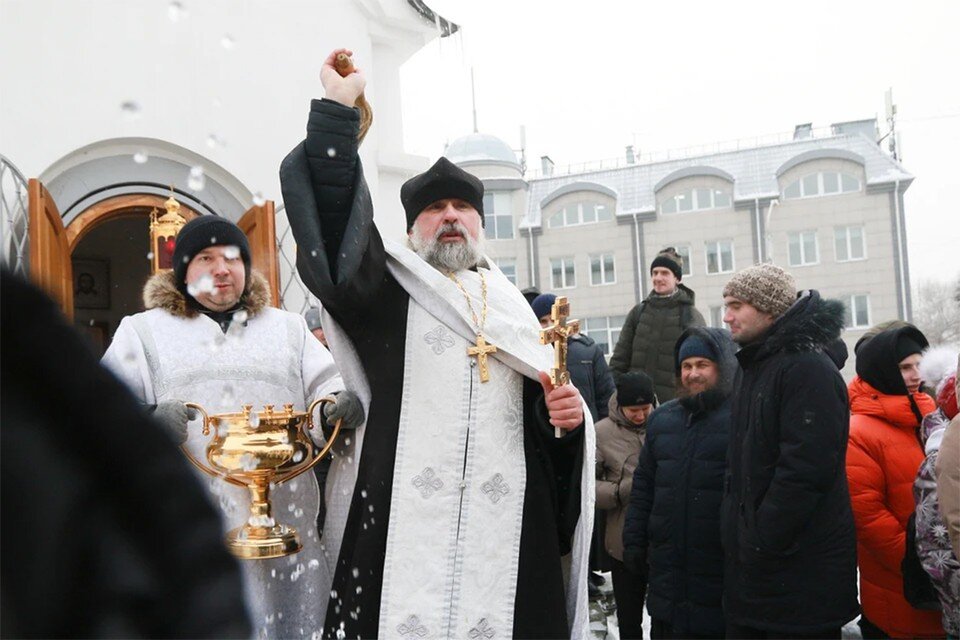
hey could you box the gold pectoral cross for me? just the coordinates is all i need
[539,296,580,387]
[467,333,498,383]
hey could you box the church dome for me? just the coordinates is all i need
[444,133,519,168]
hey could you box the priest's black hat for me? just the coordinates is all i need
[400,157,484,231]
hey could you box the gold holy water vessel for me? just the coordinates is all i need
[181,399,340,560]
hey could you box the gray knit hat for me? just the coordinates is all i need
[304,307,322,331]
[722,263,797,318]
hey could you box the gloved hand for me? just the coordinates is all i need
[152,399,196,444]
[622,547,648,578]
[322,390,364,430]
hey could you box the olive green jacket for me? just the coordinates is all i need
[609,284,705,402]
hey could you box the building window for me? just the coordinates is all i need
[660,187,732,214]
[494,257,517,285]
[483,192,514,240]
[709,305,724,328]
[844,294,871,329]
[547,201,613,229]
[783,171,861,199]
[550,257,576,289]
[582,315,627,356]
[705,240,735,274]
[835,225,866,262]
[590,253,616,285]
[787,230,819,266]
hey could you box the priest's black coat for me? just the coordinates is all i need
[280,98,585,639]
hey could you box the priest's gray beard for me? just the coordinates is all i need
[408,222,485,273]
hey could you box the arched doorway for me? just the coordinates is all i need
[68,194,200,356]
[25,139,283,352]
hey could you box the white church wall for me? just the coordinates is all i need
[0,0,441,256]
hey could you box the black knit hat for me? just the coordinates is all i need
[650,248,683,281]
[855,325,929,396]
[616,371,657,407]
[400,157,484,231]
[172,216,251,296]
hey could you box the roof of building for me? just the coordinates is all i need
[445,132,520,168]
[522,129,912,229]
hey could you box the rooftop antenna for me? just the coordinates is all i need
[880,87,900,161]
[518,125,527,175]
[471,67,478,133]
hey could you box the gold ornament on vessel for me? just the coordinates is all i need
[181,398,341,560]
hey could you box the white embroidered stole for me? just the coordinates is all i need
[378,299,526,639]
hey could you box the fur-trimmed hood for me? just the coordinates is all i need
[746,289,845,362]
[143,269,271,319]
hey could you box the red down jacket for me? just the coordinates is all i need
[847,377,943,639]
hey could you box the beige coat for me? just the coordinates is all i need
[595,393,647,560]
[936,414,960,559]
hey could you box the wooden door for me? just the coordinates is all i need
[28,179,73,320]
[237,201,280,307]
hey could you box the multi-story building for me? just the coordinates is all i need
[444,119,913,378]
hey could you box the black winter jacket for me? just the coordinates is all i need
[610,285,705,403]
[0,271,249,638]
[569,333,615,422]
[720,291,859,633]
[623,327,736,636]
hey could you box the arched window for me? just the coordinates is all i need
[783,171,860,199]
[660,188,732,214]
[546,201,613,228]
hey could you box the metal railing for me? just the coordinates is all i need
[0,153,30,276]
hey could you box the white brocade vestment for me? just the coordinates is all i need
[103,305,343,639]
[320,240,596,638]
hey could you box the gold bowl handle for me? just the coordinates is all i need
[178,402,244,487]
[275,395,342,484]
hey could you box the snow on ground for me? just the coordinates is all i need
[589,571,864,639]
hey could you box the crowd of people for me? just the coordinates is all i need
[2,47,958,640]
[583,249,959,640]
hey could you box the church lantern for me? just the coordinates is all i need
[149,194,186,274]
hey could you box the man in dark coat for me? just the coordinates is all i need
[0,270,249,638]
[610,248,705,402]
[623,326,736,639]
[279,49,591,638]
[720,263,859,638]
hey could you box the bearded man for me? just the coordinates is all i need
[279,48,594,639]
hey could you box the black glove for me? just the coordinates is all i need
[152,400,196,444]
[622,547,648,578]
[322,391,364,430]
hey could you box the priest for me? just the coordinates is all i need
[280,49,594,639]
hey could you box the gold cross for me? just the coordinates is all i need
[467,333,498,383]
[539,296,580,387]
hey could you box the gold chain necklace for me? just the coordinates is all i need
[448,270,498,383]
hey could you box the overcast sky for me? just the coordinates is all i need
[400,0,960,286]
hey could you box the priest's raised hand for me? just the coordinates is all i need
[320,47,366,108]
[538,370,586,431]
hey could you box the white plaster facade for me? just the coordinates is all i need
[0,0,451,311]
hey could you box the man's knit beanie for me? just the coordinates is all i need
[722,263,796,318]
[650,247,683,281]
[678,334,718,365]
[530,293,557,320]
[400,157,484,231]
[172,215,251,296]
[304,307,323,331]
[616,371,657,407]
